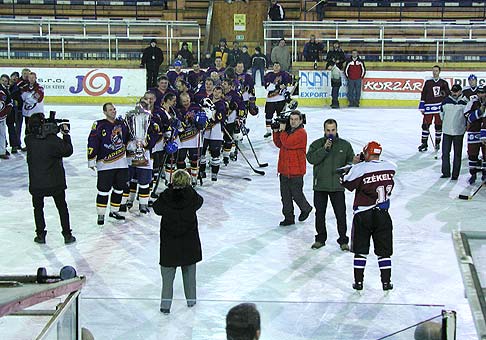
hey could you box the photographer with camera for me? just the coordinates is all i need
[341,141,396,291]
[306,119,354,250]
[272,110,312,226]
[25,112,76,244]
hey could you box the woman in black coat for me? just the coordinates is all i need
[153,169,203,314]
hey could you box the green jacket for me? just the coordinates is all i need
[306,135,354,192]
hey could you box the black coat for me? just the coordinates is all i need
[238,52,252,72]
[153,187,203,267]
[141,45,164,70]
[25,133,73,196]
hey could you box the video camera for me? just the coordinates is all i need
[270,103,305,131]
[38,111,70,138]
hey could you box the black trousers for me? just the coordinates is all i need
[279,175,312,221]
[32,190,71,235]
[313,190,348,245]
[146,67,160,90]
[331,85,340,107]
[441,133,464,178]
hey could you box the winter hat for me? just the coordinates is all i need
[174,60,183,67]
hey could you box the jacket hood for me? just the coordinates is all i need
[159,187,197,209]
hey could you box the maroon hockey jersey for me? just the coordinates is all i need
[418,78,450,115]
[342,160,396,213]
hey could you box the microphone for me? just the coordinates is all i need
[326,134,334,151]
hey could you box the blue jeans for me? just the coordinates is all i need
[252,66,265,86]
[347,79,362,107]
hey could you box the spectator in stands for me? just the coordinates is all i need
[177,42,194,68]
[315,0,327,21]
[271,38,291,72]
[344,49,366,107]
[326,40,345,70]
[239,45,252,72]
[162,0,168,10]
[141,39,164,90]
[153,169,203,314]
[327,61,342,109]
[226,303,261,340]
[211,38,230,67]
[251,47,268,87]
[268,0,285,42]
[414,321,442,340]
[303,34,323,62]
[227,41,242,68]
[172,53,188,68]
[200,51,214,69]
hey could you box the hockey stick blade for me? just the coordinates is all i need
[223,126,265,176]
[258,162,269,168]
[458,182,485,200]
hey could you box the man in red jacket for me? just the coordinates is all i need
[344,49,366,108]
[272,110,312,226]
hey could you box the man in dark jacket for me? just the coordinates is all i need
[306,118,354,250]
[227,41,242,68]
[326,40,345,70]
[251,47,268,86]
[268,0,285,40]
[273,110,312,226]
[25,113,75,244]
[303,34,323,62]
[153,169,203,314]
[239,45,252,72]
[141,39,164,90]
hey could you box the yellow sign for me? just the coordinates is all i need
[234,14,246,31]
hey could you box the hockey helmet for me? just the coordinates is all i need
[478,86,486,94]
[174,60,183,67]
[363,141,382,158]
[468,74,477,81]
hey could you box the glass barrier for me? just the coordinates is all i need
[79,298,451,340]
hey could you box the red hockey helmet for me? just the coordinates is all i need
[363,141,382,158]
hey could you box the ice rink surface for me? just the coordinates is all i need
[0,104,483,339]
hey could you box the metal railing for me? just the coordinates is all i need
[263,20,486,63]
[0,18,201,63]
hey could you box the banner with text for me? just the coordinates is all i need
[298,70,486,101]
[0,67,145,98]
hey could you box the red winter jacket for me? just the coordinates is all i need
[345,57,366,80]
[273,127,307,177]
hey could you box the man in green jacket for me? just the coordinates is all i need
[306,118,354,250]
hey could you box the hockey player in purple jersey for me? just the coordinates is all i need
[87,103,130,225]
[176,92,204,186]
[418,65,451,152]
[200,87,227,181]
[341,141,396,291]
[206,56,226,81]
[188,62,207,92]
[167,60,187,89]
[221,78,245,165]
[263,62,292,138]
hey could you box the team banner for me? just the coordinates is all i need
[0,67,145,98]
[299,70,486,100]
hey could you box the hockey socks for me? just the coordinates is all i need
[378,256,393,290]
[353,254,367,289]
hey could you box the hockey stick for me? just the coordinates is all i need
[152,152,169,195]
[242,123,268,168]
[223,126,265,176]
[458,181,485,200]
[429,134,438,159]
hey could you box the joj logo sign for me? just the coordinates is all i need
[69,69,123,96]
